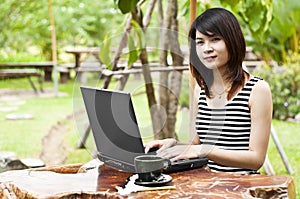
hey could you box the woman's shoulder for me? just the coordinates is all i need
[249,76,272,106]
[250,76,271,92]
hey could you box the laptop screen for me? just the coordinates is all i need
[80,87,145,166]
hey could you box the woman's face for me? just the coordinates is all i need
[195,30,229,71]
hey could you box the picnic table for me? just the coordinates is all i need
[62,47,101,83]
[65,47,100,68]
[0,161,295,198]
[0,62,54,81]
[0,62,54,93]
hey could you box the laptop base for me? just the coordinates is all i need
[99,154,208,174]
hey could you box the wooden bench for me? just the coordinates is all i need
[0,69,44,93]
[58,61,103,83]
[57,63,76,83]
[0,62,54,93]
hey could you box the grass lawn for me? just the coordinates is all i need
[0,74,299,197]
[268,120,300,197]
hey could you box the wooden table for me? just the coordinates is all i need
[65,47,100,68]
[0,62,54,82]
[64,47,101,82]
[0,162,295,199]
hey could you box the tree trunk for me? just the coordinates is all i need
[167,7,184,138]
[132,3,166,138]
[139,49,165,136]
[47,0,56,82]
[102,17,131,89]
[157,0,183,139]
[157,0,164,27]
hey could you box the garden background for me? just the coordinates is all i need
[0,0,299,197]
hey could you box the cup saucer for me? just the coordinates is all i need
[134,174,172,187]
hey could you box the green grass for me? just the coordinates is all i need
[0,75,299,197]
[0,78,74,157]
[267,120,300,198]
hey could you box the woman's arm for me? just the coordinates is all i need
[189,84,201,145]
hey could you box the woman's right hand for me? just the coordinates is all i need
[144,138,177,154]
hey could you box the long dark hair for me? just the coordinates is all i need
[189,8,248,100]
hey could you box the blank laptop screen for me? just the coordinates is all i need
[81,87,145,166]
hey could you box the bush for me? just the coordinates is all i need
[254,61,300,120]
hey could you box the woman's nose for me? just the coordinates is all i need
[203,42,213,54]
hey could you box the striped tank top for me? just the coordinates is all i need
[196,76,261,173]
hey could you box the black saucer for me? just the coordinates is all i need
[134,174,172,187]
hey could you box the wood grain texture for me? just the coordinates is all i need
[0,163,295,199]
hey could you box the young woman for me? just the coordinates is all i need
[144,8,273,173]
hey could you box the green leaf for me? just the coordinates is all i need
[235,0,273,44]
[126,20,144,66]
[220,0,241,10]
[117,0,140,14]
[270,0,294,43]
[131,20,145,49]
[99,33,112,70]
[127,33,138,66]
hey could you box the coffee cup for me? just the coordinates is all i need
[134,155,171,182]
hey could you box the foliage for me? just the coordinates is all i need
[126,20,145,67]
[0,0,124,61]
[0,53,45,63]
[99,33,113,69]
[0,1,47,58]
[99,18,145,69]
[181,0,273,46]
[114,0,140,14]
[219,0,300,66]
[1,0,298,68]
[254,59,300,119]
[247,0,300,64]
[221,0,273,44]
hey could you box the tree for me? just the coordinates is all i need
[0,1,123,61]
[157,0,184,139]
[264,0,300,64]
[112,0,184,139]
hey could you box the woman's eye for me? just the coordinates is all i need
[196,40,204,45]
[212,37,221,42]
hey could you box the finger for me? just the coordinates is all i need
[170,154,186,162]
[144,144,155,154]
[156,146,165,154]
[170,156,180,162]
[157,149,177,160]
[144,142,161,154]
[144,146,150,154]
[156,144,170,154]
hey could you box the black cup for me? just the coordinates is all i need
[134,155,170,182]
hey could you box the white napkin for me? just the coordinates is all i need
[116,174,176,195]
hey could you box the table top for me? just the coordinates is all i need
[65,47,100,54]
[0,62,54,68]
[0,162,295,199]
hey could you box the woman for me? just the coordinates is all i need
[144,8,273,173]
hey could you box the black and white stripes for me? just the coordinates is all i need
[196,77,261,173]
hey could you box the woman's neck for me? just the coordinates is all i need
[212,68,230,89]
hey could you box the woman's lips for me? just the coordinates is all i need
[203,56,217,62]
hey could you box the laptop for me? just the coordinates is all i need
[80,86,208,173]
